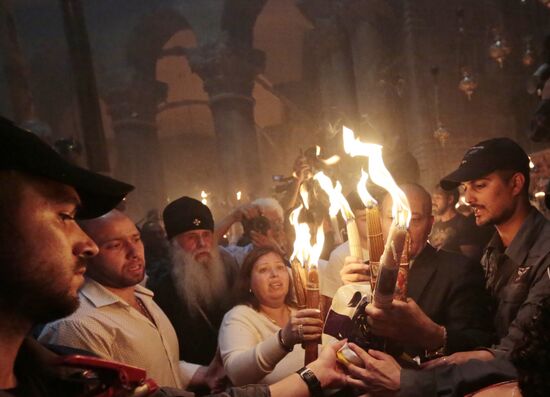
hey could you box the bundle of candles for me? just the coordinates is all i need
[357,170,384,287]
[289,199,325,365]
[343,126,412,309]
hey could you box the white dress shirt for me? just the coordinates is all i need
[39,278,200,388]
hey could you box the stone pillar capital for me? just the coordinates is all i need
[187,42,265,100]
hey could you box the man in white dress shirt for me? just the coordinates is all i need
[39,209,225,393]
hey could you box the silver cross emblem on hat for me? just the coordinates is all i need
[193,218,201,226]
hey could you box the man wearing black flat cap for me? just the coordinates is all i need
[0,117,133,395]
[339,137,550,397]
[147,196,240,369]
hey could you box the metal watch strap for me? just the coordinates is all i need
[296,367,323,397]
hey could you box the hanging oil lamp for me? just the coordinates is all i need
[489,29,511,68]
[458,67,477,100]
[522,38,536,67]
[430,67,450,147]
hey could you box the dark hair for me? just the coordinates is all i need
[495,169,530,198]
[511,296,550,397]
[434,183,459,205]
[235,246,294,310]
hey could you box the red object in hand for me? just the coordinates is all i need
[56,355,159,397]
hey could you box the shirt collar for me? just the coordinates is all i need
[80,278,154,308]
[486,208,544,265]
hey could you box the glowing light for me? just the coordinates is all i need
[289,202,325,270]
[236,191,242,201]
[343,126,410,227]
[201,190,208,205]
[313,171,354,220]
[357,169,377,208]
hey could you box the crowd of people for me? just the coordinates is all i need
[1,112,550,397]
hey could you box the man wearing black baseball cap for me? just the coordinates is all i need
[339,137,550,396]
[0,117,133,395]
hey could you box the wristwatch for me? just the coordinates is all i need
[296,366,323,397]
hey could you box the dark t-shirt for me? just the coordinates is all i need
[430,214,493,255]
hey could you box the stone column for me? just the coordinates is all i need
[187,43,265,199]
[402,0,440,186]
[297,0,359,141]
[176,0,268,200]
[60,0,110,171]
[104,77,168,218]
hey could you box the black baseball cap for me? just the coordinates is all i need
[0,116,134,218]
[440,137,530,190]
[163,196,214,240]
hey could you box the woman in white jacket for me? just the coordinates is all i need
[218,247,323,385]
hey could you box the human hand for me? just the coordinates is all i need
[365,298,445,351]
[250,230,277,248]
[293,154,312,183]
[204,348,230,393]
[344,343,401,396]
[420,350,494,370]
[232,203,262,223]
[281,308,323,346]
[307,339,348,389]
[340,256,371,284]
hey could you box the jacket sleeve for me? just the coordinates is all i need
[492,255,550,355]
[399,357,517,397]
[218,307,288,386]
[155,385,270,397]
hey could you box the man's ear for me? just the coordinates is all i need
[510,172,526,196]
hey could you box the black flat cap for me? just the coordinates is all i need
[0,116,134,218]
[440,137,530,190]
[163,196,214,240]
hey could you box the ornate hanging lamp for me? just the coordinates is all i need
[431,67,450,147]
[489,28,511,68]
[522,37,536,67]
[458,67,478,100]
[456,8,477,99]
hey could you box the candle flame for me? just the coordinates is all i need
[289,203,325,270]
[313,171,354,220]
[236,191,242,201]
[357,169,377,208]
[201,190,208,205]
[343,126,410,227]
[320,155,341,166]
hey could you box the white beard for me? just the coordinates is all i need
[169,241,228,319]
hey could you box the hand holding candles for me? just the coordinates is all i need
[374,216,408,309]
[289,203,325,364]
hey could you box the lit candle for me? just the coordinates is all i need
[289,204,324,365]
[342,126,411,308]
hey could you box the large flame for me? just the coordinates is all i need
[357,169,377,208]
[313,171,354,221]
[343,126,410,227]
[289,207,325,269]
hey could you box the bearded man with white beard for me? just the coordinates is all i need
[147,196,240,371]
